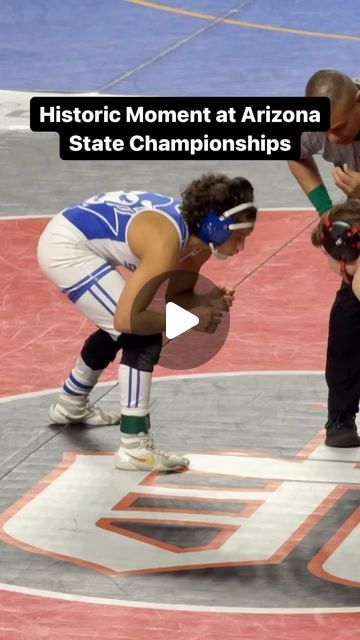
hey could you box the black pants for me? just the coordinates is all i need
[326,280,360,417]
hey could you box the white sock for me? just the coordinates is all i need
[118,364,152,415]
[62,356,102,399]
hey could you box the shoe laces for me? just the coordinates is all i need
[142,433,168,457]
[82,400,109,421]
[327,413,356,429]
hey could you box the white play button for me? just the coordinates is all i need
[130,271,230,370]
[165,302,199,339]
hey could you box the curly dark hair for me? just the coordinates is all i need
[311,200,360,248]
[180,173,256,235]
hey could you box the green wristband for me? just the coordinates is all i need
[307,185,333,216]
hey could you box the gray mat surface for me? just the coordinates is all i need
[0,131,342,216]
[1,374,359,607]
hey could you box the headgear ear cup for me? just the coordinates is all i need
[198,210,232,245]
[198,203,256,246]
[322,213,360,263]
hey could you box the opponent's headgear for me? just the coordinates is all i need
[322,212,360,263]
[198,202,257,246]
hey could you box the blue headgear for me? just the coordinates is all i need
[322,212,360,263]
[198,202,256,246]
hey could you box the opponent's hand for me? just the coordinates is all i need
[332,164,360,198]
[208,286,235,310]
[190,305,223,333]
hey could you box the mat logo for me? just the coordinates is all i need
[1,450,359,585]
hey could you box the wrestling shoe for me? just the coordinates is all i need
[49,393,120,426]
[115,432,190,471]
[325,413,360,447]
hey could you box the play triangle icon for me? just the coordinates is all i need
[165,302,199,339]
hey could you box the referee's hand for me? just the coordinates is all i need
[333,163,360,198]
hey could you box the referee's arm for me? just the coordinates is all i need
[287,158,333,215]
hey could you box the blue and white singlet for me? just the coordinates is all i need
[61,190,189,271]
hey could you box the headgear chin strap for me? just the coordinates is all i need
[208,243,231,260]
[322,212,360,263]
[198,202,256,246]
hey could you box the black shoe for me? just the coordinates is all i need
[325,413,360,447]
